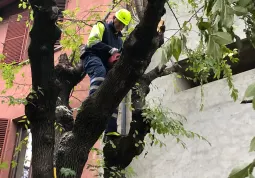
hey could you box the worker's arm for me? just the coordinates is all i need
[87,22,113,53]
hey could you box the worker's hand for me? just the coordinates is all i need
[109,48,119,55]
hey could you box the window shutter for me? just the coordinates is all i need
[56,0,67,19]
[0,119,9,160]
[55,0,67,47]
[2,11,29,64]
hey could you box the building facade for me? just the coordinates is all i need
[0,0,116,177]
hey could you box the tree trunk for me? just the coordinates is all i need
[103,65,178,177]
[56,0,167,176]
[25,1,61,177]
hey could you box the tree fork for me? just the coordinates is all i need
[103,64,178,177]
[56,0,166,176]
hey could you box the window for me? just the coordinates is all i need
[2,11,29,64]
[9,119,32,178]
[0,118,9,160]
[55,0,67,47]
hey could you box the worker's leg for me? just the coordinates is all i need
[83,55,106,95]
[83,55,119,136]
[105,107,119,136]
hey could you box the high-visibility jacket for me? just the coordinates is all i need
[82,21,123,68]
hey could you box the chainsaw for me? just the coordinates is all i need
[108,47,123,68]
[108,52,121,68]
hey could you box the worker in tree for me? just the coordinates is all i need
[81,9,132,139]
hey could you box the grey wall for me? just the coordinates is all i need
[128,3,255,178]
[130,68,255,178]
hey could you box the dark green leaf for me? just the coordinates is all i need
[228,0,238,3]
[238,0,252,7]
[233,6,248,16]
[198,21,211,31]
[253,98,255,110]
[228,162,254,178]
[212,0,222,13]
[207,36,221,59]
[172,37,182,61]
[223,5,234,28]
[211,32,233,45]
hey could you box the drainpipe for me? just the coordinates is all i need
[120,3,130,136]
[121,96,127,135]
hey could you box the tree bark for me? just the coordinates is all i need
[56,0,167,177]
[103,65,178,177]
[25,0,61,177]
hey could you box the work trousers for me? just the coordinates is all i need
[83,55,118,133]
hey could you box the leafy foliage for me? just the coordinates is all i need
[142,105,210,149]
[243,83,255,109]
[0,162,8,169]
[228,161,255,178]
[1,0,255,177]
[60,168,76,177]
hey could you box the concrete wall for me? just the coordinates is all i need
[130,68,255,178]
[128,2,255,178]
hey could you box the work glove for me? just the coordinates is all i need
[109,48,119,55]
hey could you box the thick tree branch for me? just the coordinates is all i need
[103,64,181,177]
[56,0,167,176]
[133,0,148,20]
[25,0,61,177]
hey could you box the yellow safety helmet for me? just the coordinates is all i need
[115,9,131,26]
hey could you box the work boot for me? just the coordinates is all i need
[103,132,121,143]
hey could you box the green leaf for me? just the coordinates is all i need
[172,37,182,61]
[11,161,17,168]
[60,168,76,177]
[228,162,254,178]
[253,98,255,110]
[211,32,233,45]
[207,36,221,59]
[233,6,248,16]
[18,120,26,123]
[198,21,211,31]
[22,2,27,9]
[238,0,252,7]
[17,14,22,22]
[228,0,238,3]
[206,0,216,16]
[212,0,222,13]
[109,140,116,149]
[0,162,8,169]
[223,5,234,28]
[0,17,3,22]
[249,137,255,152]
[244,83,255,98]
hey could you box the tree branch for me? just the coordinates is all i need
[167,5,204,40]
[103,0,123,21]
[56,0,167,176]
[102,63,180,176]
[167,2,181,29]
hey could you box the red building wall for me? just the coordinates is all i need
[0,0,115,177]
